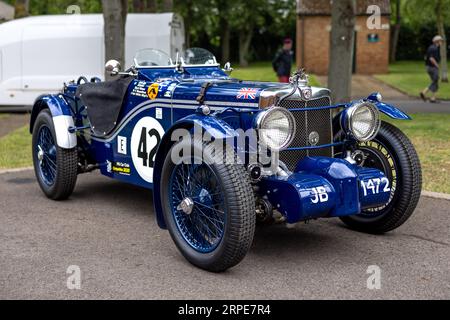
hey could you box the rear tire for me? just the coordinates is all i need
[340,121,422,234]
[161,137,256,272]
[32,110,78,200]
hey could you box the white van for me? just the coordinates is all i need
[0,13,185,108]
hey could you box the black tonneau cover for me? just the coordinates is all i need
[76,77,134,137]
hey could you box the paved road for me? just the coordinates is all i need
[316,74,450,113]
[317,75,410,101]
[0,170,449,300]
[385,99,450,114]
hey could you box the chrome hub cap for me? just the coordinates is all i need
[37,145,44,165]
[177,197,194,215]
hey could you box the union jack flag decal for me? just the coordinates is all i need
[237,88,259,100]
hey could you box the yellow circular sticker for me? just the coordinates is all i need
[147,83,159,100]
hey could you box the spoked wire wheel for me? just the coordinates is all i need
[357,140,398,217]
[170,162,227,253]
[161,138,256,272]
[32,110,78,200]
[36,125,58,186]
[337,121,422,233]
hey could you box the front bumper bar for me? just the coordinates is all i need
[258,157,391,224]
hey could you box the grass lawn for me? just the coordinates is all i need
[233,62,321,87]
[385,114,450,194]
[0,126,32,170]
[1,114,448,193]
[375,61,450,100]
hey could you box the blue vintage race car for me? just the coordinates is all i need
[30,48,422,272]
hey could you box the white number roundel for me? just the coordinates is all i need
[131,117,165,183]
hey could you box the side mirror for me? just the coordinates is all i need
[223,62,233,74]
[105,60,121,76]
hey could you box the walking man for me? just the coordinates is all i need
[272,38,294,83]
[421,35,444,103]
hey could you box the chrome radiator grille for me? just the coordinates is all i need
[279,97,333,171]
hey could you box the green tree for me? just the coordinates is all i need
[175,0,237,61]
[174,0,216,49]
[3,0,102,15]
[5,0,298,66]
[161,0,173,12]
[390,0,401,63]
[405,0,449,82]
[174,0,296,64]
[175,0,296,65]
[132,0,173,13]
[132,0,154,12]
[230,0,295,67]
[216,0,238,63]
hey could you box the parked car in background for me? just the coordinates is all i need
[0,13,185,109]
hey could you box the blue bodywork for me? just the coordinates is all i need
[30,63,410,229]
[30,94,72,130]
[259,157,390,223]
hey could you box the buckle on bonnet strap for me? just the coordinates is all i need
[196,82,213,105]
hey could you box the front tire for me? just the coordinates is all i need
[32,110,78,200]
[161,138,256,272]
[340,121,422,234]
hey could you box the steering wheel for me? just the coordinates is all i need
[77,76,89,85]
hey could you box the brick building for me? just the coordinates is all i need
[297,0,391,75]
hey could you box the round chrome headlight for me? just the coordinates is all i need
[341,102,381,142]
[255,107,296,151]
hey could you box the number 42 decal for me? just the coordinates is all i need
[131,117,165,183]
[138,128,161,168]
[361,178,391,196]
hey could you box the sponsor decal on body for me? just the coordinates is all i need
[130,81,148,98]
[117,136,127,155]
[155,108,163,120]
[164,82,178,98]
[147,83,160,100]
[106,160,112,173]
[112,162,131,176]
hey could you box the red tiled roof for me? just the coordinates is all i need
[297,0,391,16]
